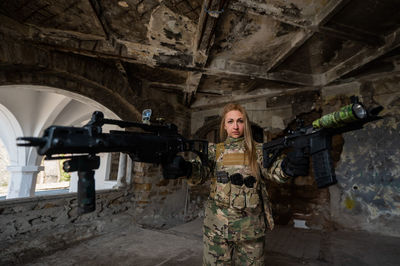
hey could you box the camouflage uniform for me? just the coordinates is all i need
[189,137,288,266]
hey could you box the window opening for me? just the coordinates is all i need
[0,138,10,199]
[35,157,70,196]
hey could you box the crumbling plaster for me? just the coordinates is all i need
[148,5,196,52]
[329,75,400,236]
[211,12,304,66]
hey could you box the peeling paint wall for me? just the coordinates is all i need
[148,5,196,52]
[329,76,400,236]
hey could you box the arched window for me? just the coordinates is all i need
[0,138,10,199]
[0,85,126,199]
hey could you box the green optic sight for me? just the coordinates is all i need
[312,96,367,129]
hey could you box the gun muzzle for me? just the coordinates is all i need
[312,103,367,129]
[16,137,47,147]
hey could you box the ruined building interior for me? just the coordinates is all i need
[0,0,399,265]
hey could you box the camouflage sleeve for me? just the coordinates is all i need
[256,142,290,183]
[186,143,216,186]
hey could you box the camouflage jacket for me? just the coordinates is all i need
[189,137,288,242]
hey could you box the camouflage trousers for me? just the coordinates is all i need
[203,233,265,266]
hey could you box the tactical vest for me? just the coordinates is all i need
[209,142,261,211]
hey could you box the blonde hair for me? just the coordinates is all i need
[219,103,259,177]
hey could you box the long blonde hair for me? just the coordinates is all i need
[219,103,259,177]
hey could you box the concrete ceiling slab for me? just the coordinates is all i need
[0,0,399,107]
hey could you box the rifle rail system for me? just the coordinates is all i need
[17,111,208,214]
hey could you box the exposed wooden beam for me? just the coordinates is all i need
[268,0,384,71]
[114,60,143,95]
[207,59,317,86]
[88,0,114,40]
[265,29,313,72]
[196,0,229,53]
[230,0,376,48]
[322,27,400,85]
[0,13,318,87]
[319,23,385,47]
[148,82,185,91]
[191,86,320,110]
[184,72,203,105]
[313,0,350,26]
[229,0,311,28]
[308,0,382,48]
[183,0,210,106]
[1,19,318,87]
[229,0,348,28]
[6,20,190,68]
[232,0,352,73]
[268,0,348,71]
[146,81,187,94]
[184,0,230,106]
[192,0,211,53]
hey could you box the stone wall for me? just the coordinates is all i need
[0,189,133,265]
[130,162,189,227]
[0,160,191,265]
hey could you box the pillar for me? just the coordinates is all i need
[115,153,127,188]
[6,165,44,199]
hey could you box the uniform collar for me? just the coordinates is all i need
[225,136,244,144]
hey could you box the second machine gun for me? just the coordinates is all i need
[263,96,383,188]
[17,111,208,215]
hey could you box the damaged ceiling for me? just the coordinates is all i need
[0,0,399,109]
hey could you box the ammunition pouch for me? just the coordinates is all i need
[216,171,256,188]
[216,171,229,184]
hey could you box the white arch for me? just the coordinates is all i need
[0,104,25,166]
[0,85,124,199]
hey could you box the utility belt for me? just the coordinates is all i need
[216,171,256,188]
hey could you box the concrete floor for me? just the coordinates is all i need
[23,218,400,266]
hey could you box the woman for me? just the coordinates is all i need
[166,103,309,265]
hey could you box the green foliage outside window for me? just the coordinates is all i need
[59,159,71,182]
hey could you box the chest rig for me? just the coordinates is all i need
[209,141,261,210]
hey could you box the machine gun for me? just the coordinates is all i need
[17,111,208,214]
[263,96,383,188]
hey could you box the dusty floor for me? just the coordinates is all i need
[21,218,400,266]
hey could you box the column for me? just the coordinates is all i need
[6,165,44,199]
[114,153,127,188]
